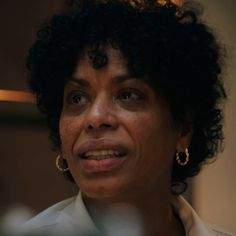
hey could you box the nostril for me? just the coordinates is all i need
[87,124,93,130]
[87,123,111,130]
[100,123,111,128]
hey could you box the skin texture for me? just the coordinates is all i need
[59,47,191,235]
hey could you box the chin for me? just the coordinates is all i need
[78,177,130,202]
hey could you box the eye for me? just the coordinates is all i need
[117,89,144,102]
[66,91,89,107]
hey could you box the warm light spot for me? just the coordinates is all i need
[158,0,183,7]
[129,0,183,8]
[171,0,183,7]
[0,90,35,103]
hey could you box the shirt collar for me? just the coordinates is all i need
[172,196,216,236]
[57,191,99,235]
[58,192,216,236]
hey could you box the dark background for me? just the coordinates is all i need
[0,0,77,216]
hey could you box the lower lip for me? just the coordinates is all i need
[80,156,127,173]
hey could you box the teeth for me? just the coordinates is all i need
[84,149,121,159]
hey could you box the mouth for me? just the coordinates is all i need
[80,149,127,160]
[77,140,129,172]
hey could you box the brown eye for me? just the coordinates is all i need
[71,94,83,104]
[117,89,143,101]
[67,92,89,106]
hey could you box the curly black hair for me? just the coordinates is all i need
[27,0,227,194]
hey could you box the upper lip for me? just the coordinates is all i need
[76,139,128,158]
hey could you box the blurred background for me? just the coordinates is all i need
[0,0,235,234]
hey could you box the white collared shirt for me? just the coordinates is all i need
[19,192,234,236]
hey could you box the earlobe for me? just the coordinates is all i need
[175,127,192,166]
[176,124,193,153]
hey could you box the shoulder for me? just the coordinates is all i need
[19,196,76,234]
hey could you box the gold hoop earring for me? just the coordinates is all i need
[56,155,69,172]
[176,148,189,166]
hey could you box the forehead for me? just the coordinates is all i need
[74,47,128,77]
[68,46,152,91]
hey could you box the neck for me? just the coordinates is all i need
[82,190,185,236]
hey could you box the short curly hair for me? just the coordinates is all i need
[27,0,227,194]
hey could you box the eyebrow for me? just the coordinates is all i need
[69,78,90,88]
[68,74,141,87]
[111,75,138,85]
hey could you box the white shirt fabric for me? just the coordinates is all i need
[19,192,234,236]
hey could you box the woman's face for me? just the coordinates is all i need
[60,47,188,201]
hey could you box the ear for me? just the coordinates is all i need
[176,122,193,152]
[59,151,67,160]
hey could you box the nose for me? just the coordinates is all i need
[85,94,119,132]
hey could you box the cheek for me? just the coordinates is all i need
[129,111,176,159]
[128,112,162,144]
[59,115,79,153]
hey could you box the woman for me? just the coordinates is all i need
[21,0,232,235]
